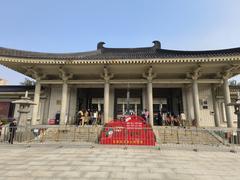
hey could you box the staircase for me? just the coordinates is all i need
[40,126,102,143]
[153,126,222,145]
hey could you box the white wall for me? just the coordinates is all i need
[38,98,45,124]
[48,85,62,120]
[198,84,215,127]
[42,88,51,124]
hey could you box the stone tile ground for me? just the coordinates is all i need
[0,144,239,180]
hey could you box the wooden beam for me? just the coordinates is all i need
[39,80,62,84]
[110,79,147,84]
[68,80,104,84]
[39,79,222,84]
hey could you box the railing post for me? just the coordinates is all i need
[177,129,180,144]
[237,128,240,144]
[56,127,60,142]
[191,130,194,144]
[124,127,127,149]
[163,128,166,144]
[157,129,161,144]
[73,127,76,142]
[27,126,31,144]
[87,127,90,142]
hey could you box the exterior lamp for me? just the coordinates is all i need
[227,92,240,144]
[12,91,36,127]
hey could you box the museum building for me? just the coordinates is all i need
[0,41,240,127]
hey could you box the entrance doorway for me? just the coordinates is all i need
[76,88,104,124]
[77,88,104,112]
[153,88,183,125]
[114,89,142,119]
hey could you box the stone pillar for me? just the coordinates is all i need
[32,81,41,125]
[223,78,233,127]
[104,81,110,124]
[60,81,68,125]
[143,66,156,126]
[221,102,227,123]
[211,85,220,127]
[101,67,113,124]
[147,81,154,126]
[185,86,194,121]
[192,79,200,127]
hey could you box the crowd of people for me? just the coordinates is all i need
[139,108,187,127]
[155,111,187,127]
[76,108,103,126]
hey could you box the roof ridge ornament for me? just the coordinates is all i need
[59,66,73,81]
[100,66,114,82]
[152,40,161,49]
[97,42,105,50]
[142,66,157,82]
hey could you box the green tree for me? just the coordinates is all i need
[229,80,237,86]
[20,78,35,86]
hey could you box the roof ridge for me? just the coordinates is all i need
[0,41,240,60]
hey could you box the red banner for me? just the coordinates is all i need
[100,115,156,146]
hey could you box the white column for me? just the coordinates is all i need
[32,81,41,125]
[192,79,200,127]
[221,102,227,124]
[147,81,154,126]
[223,78,233,127]
[211,85,220,127]
[60,81,68,125]
[104,81,110,124]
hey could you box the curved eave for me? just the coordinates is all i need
[0,56,240,64]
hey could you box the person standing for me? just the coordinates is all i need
[84,109,90,125]
[180,112,187,127]
[144,109,149,123]
[0,120,3,137]
[8,119,17,144]
[92,110,98,125]
[157,111,163,126]
[77,109,84,127]
[55,111,60,125]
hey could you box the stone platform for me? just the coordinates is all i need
[0,144,239,180]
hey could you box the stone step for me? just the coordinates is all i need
[40,126,102,143]
[154,127,222,145]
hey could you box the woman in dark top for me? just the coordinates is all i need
[8,120,17,144]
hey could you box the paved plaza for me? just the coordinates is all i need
[0,144,239,180]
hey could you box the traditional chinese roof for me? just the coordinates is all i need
[0,41,240,60]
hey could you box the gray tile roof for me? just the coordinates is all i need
[0,41,240,60]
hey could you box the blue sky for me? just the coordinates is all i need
[1,0,240,84]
